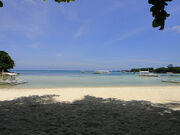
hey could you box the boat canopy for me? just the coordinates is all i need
[2,72,17,76]
[93,70,110,74]
[139,71,149,73]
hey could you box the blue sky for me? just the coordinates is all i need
[0,0,180,70]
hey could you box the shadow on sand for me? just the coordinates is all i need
[0,95,180,135]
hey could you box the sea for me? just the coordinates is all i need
[1,70,180,88]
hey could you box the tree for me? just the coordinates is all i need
[149,0,173,30]
[167,64,173,68]
[0,51,15,72]
[0,1,2,7]
[0,0,173,30]
[54,0,75,3]
[130,68,154,72]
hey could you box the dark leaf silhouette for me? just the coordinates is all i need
[55,0,75,3]
[149,0,173,30]
[0,1,3,7]
[0,51,15,72]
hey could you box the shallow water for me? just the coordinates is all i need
[1,70,180,88]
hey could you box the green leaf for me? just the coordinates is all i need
[152,20,160,28]
[149,0,172,30]
[55,0,75,4]
[0,1,3,7]
[159,21,165,30]
[0,51,15,71]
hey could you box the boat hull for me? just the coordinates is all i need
[138,74,158,77]
[162,80,180,83]
[0,81,27,86]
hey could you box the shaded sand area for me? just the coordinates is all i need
[0,86,180,135]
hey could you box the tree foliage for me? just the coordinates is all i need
[130,68,154,72]
[148,0,172,30]
[0,51,15,72]
[130,65,180,73]
[54,0,75,3]
[154,66,180,73]
[0,0,173,30]
[0,1,3,7]
[167,64,173,68]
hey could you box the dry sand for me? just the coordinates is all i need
[1,86,180,135]
[0,86,180,104]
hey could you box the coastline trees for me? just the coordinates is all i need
[130,68,154,73]
[154,66,180,73]
[0,51,15,72]
[130,65,180,73]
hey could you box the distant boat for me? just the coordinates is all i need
[0,72,27,85]
[138,71,158,77]
[167,72,173,75]
[93,70,110,74]
[166,72,176,76]
[80,70,86,73]
[162,80,180,83]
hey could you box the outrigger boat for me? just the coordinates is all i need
[0,72,27,86]
[162,80,180,84]
[93,70,110,74]
[138,71,158,77]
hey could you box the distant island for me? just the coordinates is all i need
[113,64,180,73]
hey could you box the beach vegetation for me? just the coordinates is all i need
[130,68,154,72]
[0,51,15,72]
[167,64,173,68]
[0,0,173,30]
[154,66,180,73]
[130,65,180,73]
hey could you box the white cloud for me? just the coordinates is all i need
[116,28,144,41]
[74,26,86,38]
[0,0,49,40]
[0,22,44,40]
[26,26,44,39]
[171,25,180,33]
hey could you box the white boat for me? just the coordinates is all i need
[166,72,177,76]
[167,72,173,75]
[80,70,86,73]
[138,71,158,77]
[93,70,110,74]
[162,80,180,83]
[0,72,27,85]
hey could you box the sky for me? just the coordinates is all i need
[0,0,180,70]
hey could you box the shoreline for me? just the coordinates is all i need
[0,85,179,89]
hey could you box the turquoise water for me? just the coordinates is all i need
[1,70,180,88]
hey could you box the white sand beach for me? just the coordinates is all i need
[0,86,180,105]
